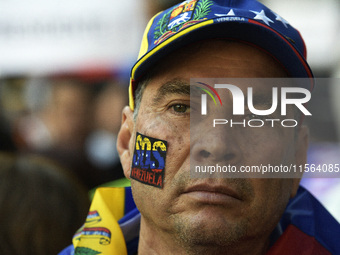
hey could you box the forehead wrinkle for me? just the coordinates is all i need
[152,79,191,106]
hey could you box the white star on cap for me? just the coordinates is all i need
[250,10,274,26]
[273,12,289,28]
[215,9,235,17]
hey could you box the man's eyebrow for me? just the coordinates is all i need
[152,79,190,105]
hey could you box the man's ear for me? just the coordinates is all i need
[117,106,135,179]
[291,125,309,198]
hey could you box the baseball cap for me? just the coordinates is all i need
[129,0,314,110]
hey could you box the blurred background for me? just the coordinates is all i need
[0,0,339,253]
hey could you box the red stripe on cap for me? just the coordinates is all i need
[297,30,307,59]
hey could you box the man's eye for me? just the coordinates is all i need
[172,104,189,113]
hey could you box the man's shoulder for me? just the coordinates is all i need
[270,186,340,254]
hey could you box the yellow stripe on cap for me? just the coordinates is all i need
[129,13,158,111]
[138,13,160,60]
[129,18,214,110]
[129,78,135,110]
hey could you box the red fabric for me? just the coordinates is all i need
[267,225,332,255]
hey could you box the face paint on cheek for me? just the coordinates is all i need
[130,132,168,189]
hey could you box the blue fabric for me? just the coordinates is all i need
[118,207,140,225]
[127,236,139,255]
[124,187,136,215]
[280,186,340,255]
[121,187,139,255]
[58,244,74,255]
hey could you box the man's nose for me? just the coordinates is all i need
[191,125,242,165]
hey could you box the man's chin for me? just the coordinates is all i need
[173,209,247,247]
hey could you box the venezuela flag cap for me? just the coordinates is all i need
[129,0,314,110]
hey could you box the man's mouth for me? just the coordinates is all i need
[182,183,242,205]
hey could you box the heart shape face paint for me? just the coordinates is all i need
[130,132,168,189]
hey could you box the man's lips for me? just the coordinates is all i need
[182,183,242,204]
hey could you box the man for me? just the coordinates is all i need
[60,0,340,254]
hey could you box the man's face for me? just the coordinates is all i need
[118,41,308,253]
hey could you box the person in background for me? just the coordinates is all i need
[15,78,123,189]
[86,81,127,176]
[0,153,90,255]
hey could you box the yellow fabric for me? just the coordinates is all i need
[72,187,127,255]
[89,178,131,201]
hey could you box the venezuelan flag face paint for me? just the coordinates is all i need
[130,132,167,189]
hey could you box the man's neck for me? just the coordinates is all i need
[137,217,271,255]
